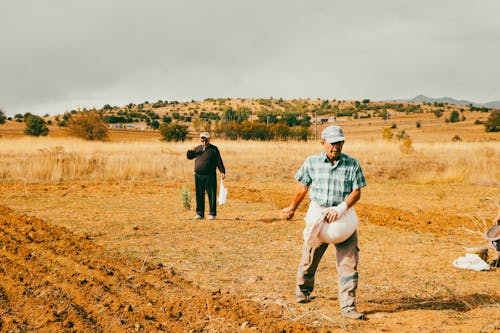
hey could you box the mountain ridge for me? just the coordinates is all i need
[395,95,500,109]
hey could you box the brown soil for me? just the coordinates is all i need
[0,205,318,332]
[0,180,498,332]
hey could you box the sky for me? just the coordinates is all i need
[1,0,500,117]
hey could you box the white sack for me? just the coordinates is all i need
[218,179,227,205]
[303,201,358,246]
[452,253,490,271]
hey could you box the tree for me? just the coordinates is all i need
[23,112,34,122]
[68,111,108,140]
[0,108,5,124]
[24,115,49,136]
[433,109,443,119]
[159,123,188,141]
[484,110,499,132]
[449,110,460,123]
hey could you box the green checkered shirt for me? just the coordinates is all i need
[294,152,366,207]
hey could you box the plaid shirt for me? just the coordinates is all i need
[295,152,366,207]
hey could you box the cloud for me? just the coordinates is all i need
[1,0,499,116]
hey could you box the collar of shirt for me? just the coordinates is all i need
[322,152,343,167]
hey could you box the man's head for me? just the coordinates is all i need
[321,125,345,161]
[200,132,210,145]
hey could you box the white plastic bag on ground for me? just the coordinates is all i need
[218,179,227,205]
[452,253,490,271]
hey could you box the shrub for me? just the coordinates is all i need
[399,138,414,154]
[24,115,49,136]
[0,109,5,124]
[382,128,393,141]
[484,110,499,132]
[452,135,462,142]
[68,111,108,140]
[396,130,410,140]
[449,110,460,123]
[159,123,188,141]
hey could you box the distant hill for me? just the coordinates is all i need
[397,95,500,109]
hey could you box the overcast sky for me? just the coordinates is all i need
[1,0,500,116]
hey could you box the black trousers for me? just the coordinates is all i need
[194,172,217,217]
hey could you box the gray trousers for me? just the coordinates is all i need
[296,230,359,310]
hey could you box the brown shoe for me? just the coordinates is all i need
[295,292,310,303]
[341,308,365,320]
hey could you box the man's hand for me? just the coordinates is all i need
[324,208,340,223]
[324,202,348,223]
[280,207,295,220]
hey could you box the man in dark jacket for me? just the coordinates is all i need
[187,132,225,220]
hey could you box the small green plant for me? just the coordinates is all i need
[180,185,191,210]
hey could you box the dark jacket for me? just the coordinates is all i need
[187,144,225,175]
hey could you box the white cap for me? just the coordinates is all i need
[321,125,345,143]
[200,132,210,139]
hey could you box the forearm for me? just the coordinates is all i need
[280,183,309,220]
[288,183,309,210]
[344,188,361,209]
[325,188,361,222]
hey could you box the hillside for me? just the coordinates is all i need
[1,97,498,143]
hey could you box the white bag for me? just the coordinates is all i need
[318,208,358,244]
[452,254,490,271]
[218,179,228,205]
[303,201,358,246]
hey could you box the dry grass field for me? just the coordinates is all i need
[0,110,499,332]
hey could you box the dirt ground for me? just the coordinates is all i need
[0,180,499,332]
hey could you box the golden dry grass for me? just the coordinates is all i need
[0,136,498,186]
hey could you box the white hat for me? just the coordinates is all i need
[321,125,345,143]
[200,132,210,139]
[486,224,500,241]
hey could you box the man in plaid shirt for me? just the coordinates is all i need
[281,125,367,320]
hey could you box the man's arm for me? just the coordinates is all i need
[216,147,226,178]
[187,146,198,159]
[280,183,309,220]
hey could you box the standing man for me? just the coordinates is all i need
[488,207,500,267]
[280,125,367,320]
[187,132,225,220]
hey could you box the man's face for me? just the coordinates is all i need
[201,137,209,146]
[322,140,344,161]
